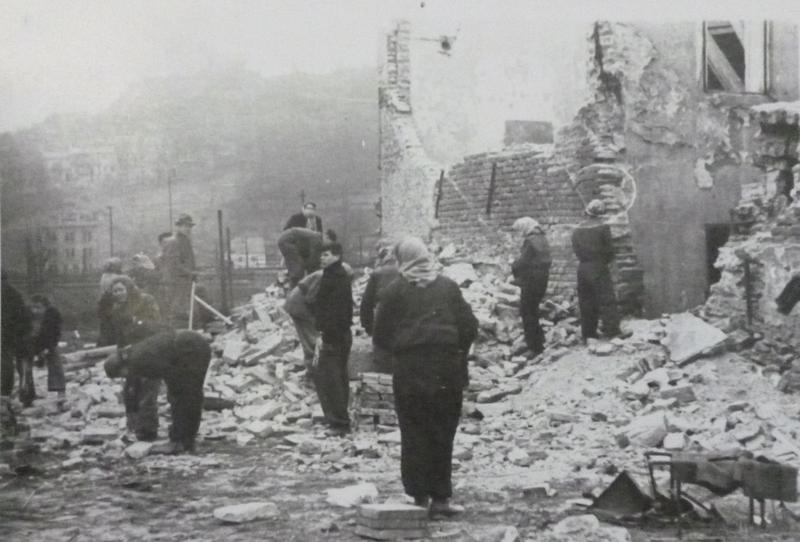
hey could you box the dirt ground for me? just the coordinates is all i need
[2,435,799,542]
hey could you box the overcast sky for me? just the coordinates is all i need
[1,0,798,132]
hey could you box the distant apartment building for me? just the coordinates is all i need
[42,146,118,188]
[37,206,106,274]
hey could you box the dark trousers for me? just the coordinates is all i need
[577,262,621,340]
[278,239,306,287]
[165,335,211,448]
[1,345,33,403]
[394,374,463,501]
[313,330,352,428]
[42,348,66,392]
[520,272,549,355]
[124,376,160,439]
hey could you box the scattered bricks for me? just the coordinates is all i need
[522,483,556,499]
[80,425,118,445]
[222,338,248,364]
[733,423,762,443]
[326,483,379,508]
[663,432,687,451]
[476,384,522,404]
[622,412,668,448]
[213,502,279,523]
[659,385,696,404]
[507,447,532,467]
[234,402,282,422]
[726,401,750,412]
[124,441,154,459]
[549,411,580,425]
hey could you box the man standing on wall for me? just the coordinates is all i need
[162,213,196,329]
[285,202,323,233]
[571,200,628,342]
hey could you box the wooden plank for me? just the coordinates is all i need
[705,33,745,91]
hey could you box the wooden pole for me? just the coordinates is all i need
[193,294,233,325]
[188,280,196,330]
[226,226,234,307]
[217,210,229,314]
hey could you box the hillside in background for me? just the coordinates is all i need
[1,66,379,271]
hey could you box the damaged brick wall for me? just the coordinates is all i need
[379,21,442,238]
[433,146,584,296]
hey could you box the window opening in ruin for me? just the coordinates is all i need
[703,21,768,93]
[777,168,795,204]
[705,223,731,295]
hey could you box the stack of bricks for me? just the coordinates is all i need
[352,372,396,428]
[355,503,429,540]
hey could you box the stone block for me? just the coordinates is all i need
[662,313,727,365]
[80,425,118,445]
[623,412,668,448]
[213,502,279,523]
[659,385,696,404]
[125,441,154,459]
[326,482,379,508]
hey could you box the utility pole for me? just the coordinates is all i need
[168,168,175,229]
[107,206,114,256]
[226,226,234,307]
[217,210,229,314]
[244,236,250,270]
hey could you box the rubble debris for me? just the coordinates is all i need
[355,503,428,540]
[124,441,154,459]
[353,373,397,428]
[212,501,279,523]
[621,412,667,448]
[326,483,379,508]
[662,313,727,366]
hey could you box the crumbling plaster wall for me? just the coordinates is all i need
[591,22,793,316]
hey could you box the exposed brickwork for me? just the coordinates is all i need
[379,21,442,239]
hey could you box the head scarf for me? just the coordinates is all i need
[394,236,440,287]
[375,238,397,267]
[585,199,606,217]
[131,253,155,270]
[512,217,543,236]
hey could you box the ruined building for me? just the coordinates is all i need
[379,19,799,317]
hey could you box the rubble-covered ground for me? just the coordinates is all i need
[3,261,800,541]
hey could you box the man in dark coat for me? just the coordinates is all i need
[571,200,624,341]
[30,294,66,403]
[284,202,323,232]
[360,242,400,373]
[104,329,211,454]
[373,237,478,516]
[511,218,552,356]
[162,213,196,329]
[1,272,33,402]
[310,241,353,434]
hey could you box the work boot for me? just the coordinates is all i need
[429,499,464,519]
[413,496,430,508]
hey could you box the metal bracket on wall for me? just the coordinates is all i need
[486,162,497,216]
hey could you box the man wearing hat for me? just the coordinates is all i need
[571,200,626,341]
[162,213,197,329]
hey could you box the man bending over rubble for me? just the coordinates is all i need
[104,329,211,455]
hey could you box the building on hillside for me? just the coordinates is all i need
[380,18,799,316]
[42,146,118,188]
[36,206,107,274]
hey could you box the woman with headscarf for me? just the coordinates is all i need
[511,217,552,356]
[373,237,478,517]
[571,199,625,341]
[108,275,163,442]
[97,257,124,346]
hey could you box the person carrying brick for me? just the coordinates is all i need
[511,217,551,356]
[373,237,478,518]
[309,240,353,435]
[104,329,211,455]
[571,199,629,341]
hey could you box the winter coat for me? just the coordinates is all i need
[571,221,615,265]
[310,260,353,344]
[32,306,62,354]
[110,293,162,347]
[284,213,323,232]
[360,265,400,335]
[512,232,552,284]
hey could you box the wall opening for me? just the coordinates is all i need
[705,222,732,295]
